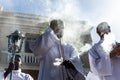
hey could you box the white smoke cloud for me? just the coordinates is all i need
[29,0,120,45]
[47,0,82,20]
[86,0,120,43]
[2,0,120,50]
[101,33,116,55]
[0,0,93,55]
[37,0,93,51]
[41,0,120,45]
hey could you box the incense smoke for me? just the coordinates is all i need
[0,0,93,54]
[101,33,116,54]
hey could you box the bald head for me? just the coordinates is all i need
[96,22,111,38]
[50,19,64,29]
[50,19,64,38]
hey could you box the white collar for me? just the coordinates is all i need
[12,69,21,73]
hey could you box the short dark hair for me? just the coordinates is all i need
[15,54,21,62]
[50,19,64,30]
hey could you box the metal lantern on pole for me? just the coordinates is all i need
[7,30,25,80]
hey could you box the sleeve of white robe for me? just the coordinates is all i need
[25,73,34,80]
[29,27,59,59]
[89,44,112,76]
[65,44,85,76]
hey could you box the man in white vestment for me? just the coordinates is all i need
[30,19,85,80]
[88,22,120,80]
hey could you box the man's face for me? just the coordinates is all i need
[97,26,111,38]
[14,56,22,70]
[54,25,64,38]
[50,19,64,38]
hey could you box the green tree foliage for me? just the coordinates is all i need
[39,22,50,34]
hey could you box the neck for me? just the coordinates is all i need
[14,67,20,70]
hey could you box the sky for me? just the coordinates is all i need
[0,0,120,43]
